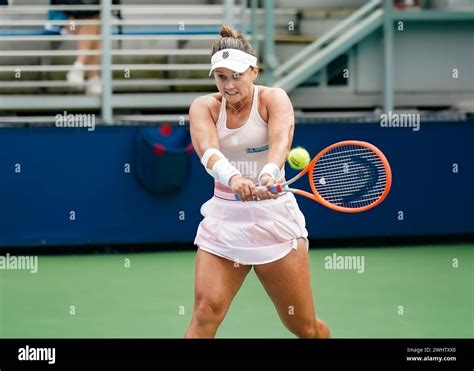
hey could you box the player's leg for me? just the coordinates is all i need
[253,238,330,338]
[185,248,251,338]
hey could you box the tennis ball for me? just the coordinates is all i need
[288,147,310,170]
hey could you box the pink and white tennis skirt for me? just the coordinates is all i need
[194,183,308,265]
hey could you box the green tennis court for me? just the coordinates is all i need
[1,244,471,338]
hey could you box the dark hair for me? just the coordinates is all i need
[211,25,256,57]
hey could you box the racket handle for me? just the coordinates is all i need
[234,185,279,201]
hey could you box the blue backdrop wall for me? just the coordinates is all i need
[0,120,472,248]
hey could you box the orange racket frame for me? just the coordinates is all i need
[274,140,392,213]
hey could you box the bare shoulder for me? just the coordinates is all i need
[257,86,293,121]
[259,86,290,102]
[190,93,221,111]
[189,93,222,123]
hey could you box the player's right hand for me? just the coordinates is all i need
[229,175,257,202]
[257,174,279,200]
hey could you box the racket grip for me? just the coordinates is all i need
[234,185,279,200]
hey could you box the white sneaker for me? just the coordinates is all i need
[67,62,85,87]
[86,77,102,95]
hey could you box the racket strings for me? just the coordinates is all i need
[312,145,388,208]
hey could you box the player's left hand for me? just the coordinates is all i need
[257,175,279,201]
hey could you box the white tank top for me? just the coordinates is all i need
[215,85,285,184]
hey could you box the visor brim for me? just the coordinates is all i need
[209,60,251,77]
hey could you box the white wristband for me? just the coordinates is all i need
[200,148,242,186]
[259,163,280,182]
[212,158,241,187]
[201,148,223,176]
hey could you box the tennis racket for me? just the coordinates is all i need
[237,140,392,213]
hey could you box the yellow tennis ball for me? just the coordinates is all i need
[288,147,310,170]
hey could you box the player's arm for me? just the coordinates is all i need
[189,96,221,168]
[266,87,295,170]
[258,88,295,197]
[189,96,256,201]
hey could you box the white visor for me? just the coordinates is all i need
[209,48,258,77]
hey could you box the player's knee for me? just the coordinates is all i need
[194,299,227,326]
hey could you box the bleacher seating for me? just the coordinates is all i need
[1,1,341,101]
[3,1,470,115]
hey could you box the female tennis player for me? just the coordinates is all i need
[184,25,330,339]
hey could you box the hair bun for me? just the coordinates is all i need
[220,25,244,40]
[212,25,256,57]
